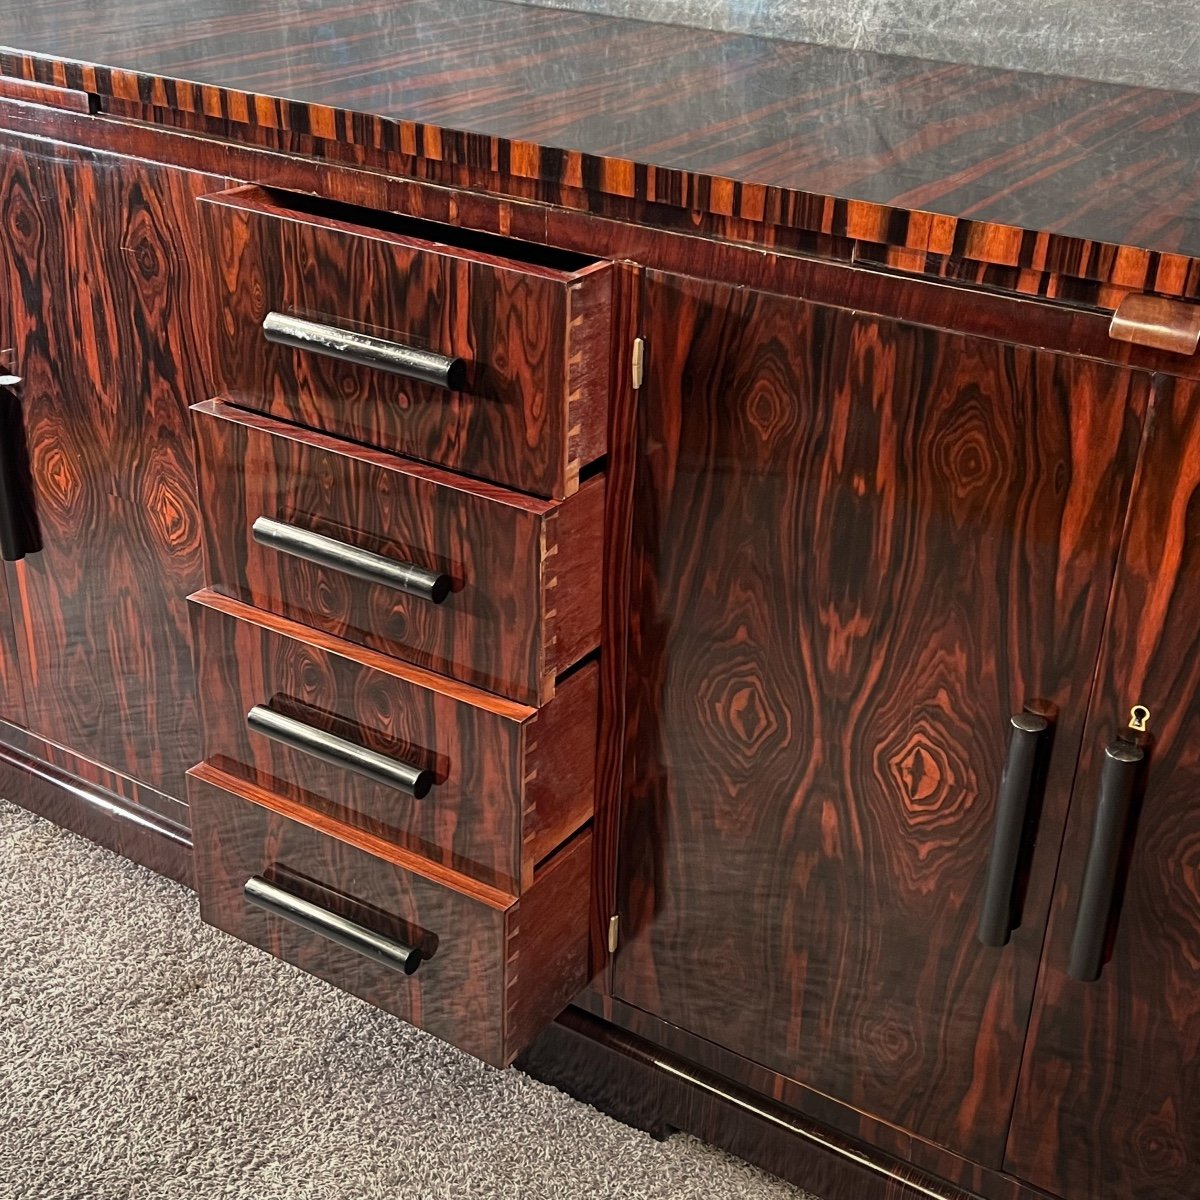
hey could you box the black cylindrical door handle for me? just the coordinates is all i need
[978,712,1050,947]
[1067,739,1144,981]
[246,704,434,799]
[244,874,423,974]
[0,380,32,561]
[262,311,466,390]
[252,516,451,603]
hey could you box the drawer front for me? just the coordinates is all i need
[189,762,591,1066]
[193,400,603,706]
[191,590,597,893]
[199,186,613,499]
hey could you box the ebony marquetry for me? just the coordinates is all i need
[615,268,1149,1166]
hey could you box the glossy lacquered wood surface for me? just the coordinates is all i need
[2,0,1200,300]
[1006,376,1200,1200]
[520,1008,1021,1200]
[12,101,1200,356]
[0,131,214,801]
[0,734,192,886]
[193,400,603,705]
[189,761,592,1066]
[190,590,596,893]
[200,184,612,499]
[614,269,1149,1166]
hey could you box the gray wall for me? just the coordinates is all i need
[519,0,1199,93]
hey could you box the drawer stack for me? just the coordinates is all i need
[186,185,612,1066]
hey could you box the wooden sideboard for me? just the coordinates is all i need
[0,4,1198,1197]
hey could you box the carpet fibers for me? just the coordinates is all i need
[0,800,811,1200]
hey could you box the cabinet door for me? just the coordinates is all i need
[1006,376,1200,1199]
[614,271,1148,1165]
[0,132,215,799]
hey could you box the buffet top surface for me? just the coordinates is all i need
[1,0,1198,280]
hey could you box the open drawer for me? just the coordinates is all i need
[198,185,613,499]
[192,400,603,706]
[190,590,597,894]
[189,762,591,1066]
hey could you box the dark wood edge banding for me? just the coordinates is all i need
[0,738,193,886]
[519,1007,1037,1200]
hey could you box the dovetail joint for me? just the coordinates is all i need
[631,337,645,390]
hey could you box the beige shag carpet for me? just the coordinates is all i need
[0,799,811,1200]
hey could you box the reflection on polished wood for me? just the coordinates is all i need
[200,184,612,498]
[193,400,603,705]
[3,0,1200,298]
[1008,377,1200,1200]
[0,132,214,799]
[616,269,1147,1166]
[191,590,597,894]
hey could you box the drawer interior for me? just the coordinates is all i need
[248,185,601,275]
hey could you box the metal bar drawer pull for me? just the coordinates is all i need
[246,704,435,799]
[252,516,451,603]
[244,875,423,974]
[978,712,1050,947]
[262,311,466,390]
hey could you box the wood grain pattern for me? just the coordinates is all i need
[614,269,1149,1165]
[2,0,1200,300]
[0,717,190,833]
[0,74,90,112]
[0,130,215,802]
[106,89,1196,315]
[0,53,1194,1198]
[200,184,612,499]
[9,104,1200,388]
[193,399,603,705]
[1006,376,1200,1199]
[188,760,591,1066]
[574,990,1057,1200]
[589,259,642,979]
[190,590,596,893]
